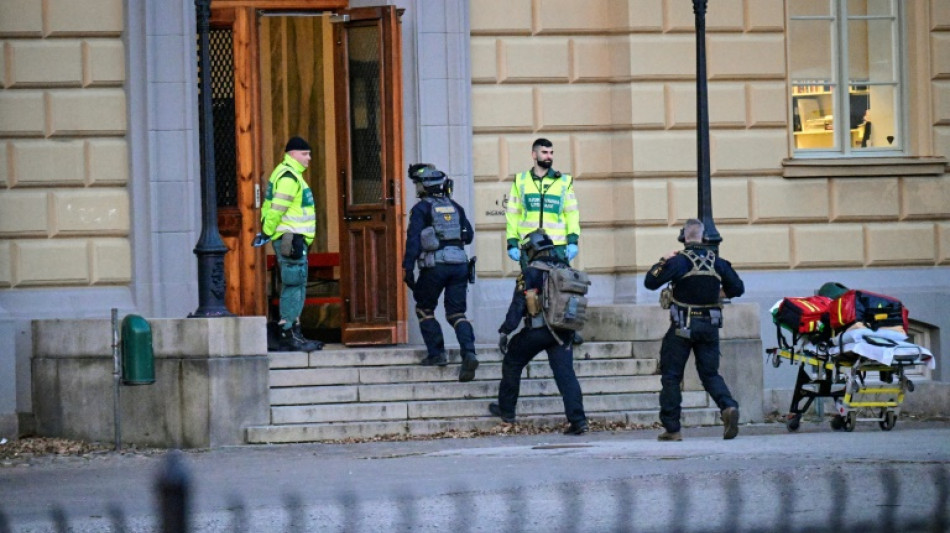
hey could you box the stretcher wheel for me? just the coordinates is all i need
[843,412,857,432]
[786,413,801,432]
[771,352,781,368]
[879,410,897,431]
[830,415,845,430]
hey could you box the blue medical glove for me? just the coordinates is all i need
[566,244,578,261]
[507,247,521,262]
[251,233,272,247]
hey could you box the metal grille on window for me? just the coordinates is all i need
[347,26,382,206]
[208,28,237,208]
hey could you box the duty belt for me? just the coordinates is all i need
[670,304,723,332]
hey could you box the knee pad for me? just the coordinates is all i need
[416,308,436,322]
[447,313,469,328]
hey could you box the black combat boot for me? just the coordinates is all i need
[488,403,515,423]
[276,324,320,352]
[458,351,479,382]
[292,323,323,351]
[563,419,589,435]
[420,352,448,366]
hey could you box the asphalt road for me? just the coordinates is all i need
[2,419,949,532]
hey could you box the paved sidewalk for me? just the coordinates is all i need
[2,419,949,532]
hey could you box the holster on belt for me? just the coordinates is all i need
[467,256,477,284]
[670,305,691,338]
[670,304,723,338]
[525,288,540,316]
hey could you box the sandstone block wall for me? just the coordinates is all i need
[470,0,950,280]
[0,0,129,289]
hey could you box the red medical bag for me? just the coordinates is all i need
[829,290,908,331]
[774,296,832,334]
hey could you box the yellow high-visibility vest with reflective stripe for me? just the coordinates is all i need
[505,170,580,247]
[261,153,316,246]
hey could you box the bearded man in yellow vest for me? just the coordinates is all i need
[260,136,322,352]
[505,138,581,270]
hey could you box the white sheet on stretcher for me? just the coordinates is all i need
[818,328,936,370]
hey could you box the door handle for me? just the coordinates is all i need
[385,180,395,205]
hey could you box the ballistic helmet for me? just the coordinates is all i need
[521,229,555,261]
[408,163,452,197]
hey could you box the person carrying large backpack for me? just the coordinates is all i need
[490,230,589,435]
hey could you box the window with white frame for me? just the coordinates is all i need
[788,0,903,155]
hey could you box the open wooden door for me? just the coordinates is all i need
[334,6,406,345]
[209,7,266,317]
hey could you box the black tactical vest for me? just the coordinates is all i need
[670,247,722,307]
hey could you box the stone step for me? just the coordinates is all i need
[270,375,662,406]
[268,341,642,369]
[245,408,722,444]
[249,342,719,445]
[269,391,708,425]
[269,358,657,388]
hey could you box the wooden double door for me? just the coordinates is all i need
[209,2,406,345]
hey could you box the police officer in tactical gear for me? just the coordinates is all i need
[644,219,744,441]
[403,163,479,382]
[490,230,589,435]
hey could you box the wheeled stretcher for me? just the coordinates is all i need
[766,325,935,432]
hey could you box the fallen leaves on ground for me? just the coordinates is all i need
[0,437,111,461]
[329,419,662,444]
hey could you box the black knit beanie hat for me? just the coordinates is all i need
[285,136,311,152]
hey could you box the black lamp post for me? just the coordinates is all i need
[189,0,231,318]
[690,0,721,248]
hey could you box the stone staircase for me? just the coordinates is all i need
[245,341,721,443]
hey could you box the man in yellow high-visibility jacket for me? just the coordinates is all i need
[260,136,322,352]
[505,138,581,269]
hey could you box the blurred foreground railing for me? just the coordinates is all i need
[1,450,947,533]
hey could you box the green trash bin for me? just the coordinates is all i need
[121,314,155,385]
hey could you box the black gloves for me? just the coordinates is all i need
[497,333,509,355]
[290,234,306,259]
[403,268,415,290]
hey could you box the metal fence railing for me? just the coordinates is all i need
[2,451,947,533]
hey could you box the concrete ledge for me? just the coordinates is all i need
[586,304,764,424]
[766,381,950,420]
[901,382,950,417]
[31,316,269,448]
[585,303,761,341]
[33,316,267,358]
[720,339,765,423]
